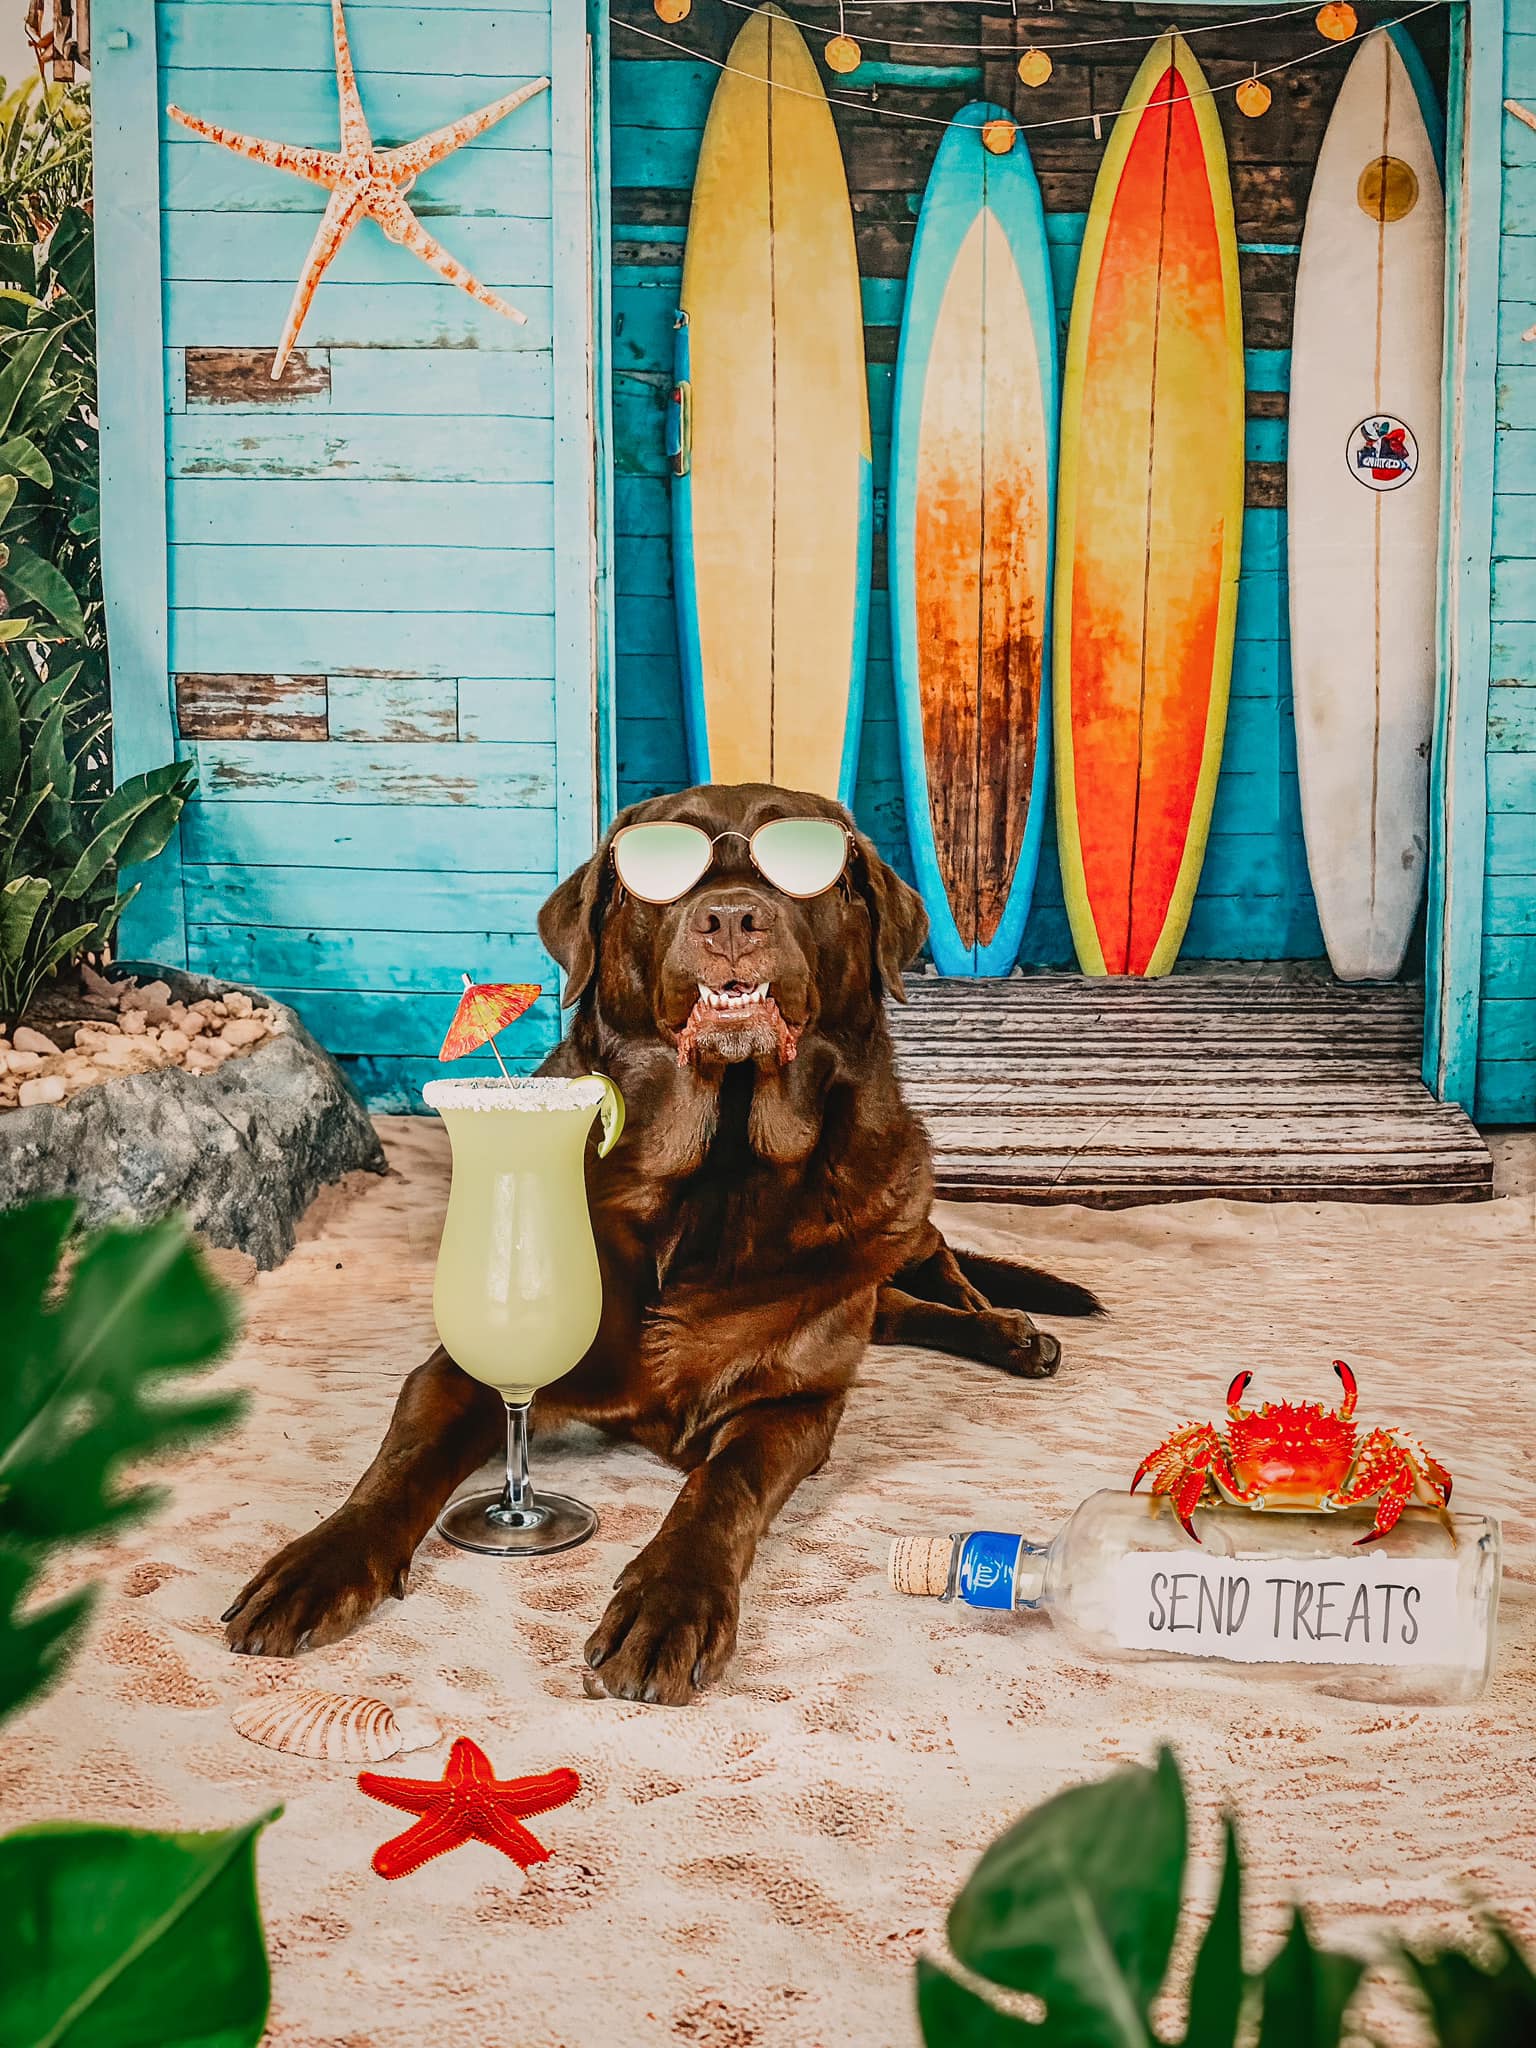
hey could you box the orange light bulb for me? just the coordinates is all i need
[1236,76,1272,118]
[1316,2,1357,40]
[1017,48,1053,88]
[981,117,1018,155]
[653,0,691,20]
[824,34,862,74]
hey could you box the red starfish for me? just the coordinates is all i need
[359,1736,580,1880]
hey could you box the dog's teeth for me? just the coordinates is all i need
[753,982,769,999]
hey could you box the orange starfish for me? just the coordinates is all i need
[168,0,550,378]
[359,1736,581,1879]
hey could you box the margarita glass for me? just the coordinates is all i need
[422,1073,623,1556]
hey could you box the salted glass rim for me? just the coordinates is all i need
[422,1075,610,1113]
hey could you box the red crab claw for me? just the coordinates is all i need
[1332,1360,1358,1417]
[1225,1371,1252,1412]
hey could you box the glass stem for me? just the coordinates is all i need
[503,1400,533,1514]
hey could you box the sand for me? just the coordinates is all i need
[6,1118,1533,2048]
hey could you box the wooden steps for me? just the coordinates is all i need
[887,968,1493,1206]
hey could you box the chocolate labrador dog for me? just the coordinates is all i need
[224,783,1099,1703]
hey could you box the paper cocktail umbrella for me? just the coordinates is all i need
[439,976,542,1075]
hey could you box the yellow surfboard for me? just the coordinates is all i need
[672,5,872,801]
[1053,35,1245,977]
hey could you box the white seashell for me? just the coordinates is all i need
[231,1688,440,1763]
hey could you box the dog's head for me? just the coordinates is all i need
[538,783,928,1071]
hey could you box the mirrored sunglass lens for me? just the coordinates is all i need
[752,819,848,896]
[613,823,712,901]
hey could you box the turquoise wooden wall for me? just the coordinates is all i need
[97,0,598,1112]
[93,1,1536,1121]
[1485,20,1536,1122]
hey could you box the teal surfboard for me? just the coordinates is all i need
[890,105,1057,974]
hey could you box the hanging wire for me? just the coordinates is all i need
[708,0,1330,57]
[613,1,1445,135]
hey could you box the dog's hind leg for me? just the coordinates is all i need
[873,1284,1060,1380]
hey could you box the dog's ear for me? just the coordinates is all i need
[538,829,616,1008]
[852,832,928,1002]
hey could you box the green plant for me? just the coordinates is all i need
[0,76,90,242]
[0,1200,276,2047]
[918,1747,1536,2047]
[0,656,193,1026]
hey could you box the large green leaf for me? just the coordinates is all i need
[0,654,17,786]
[0,872,46,966]
[1180,1818,1245,2048]
[1397,1922,1536,2047]
[1254,1912,1364,2048]
[945,1749,1187,2047]
[916,1957,1043,2044]
[0,1544,92,1723]
[0,325,67,442]
[3,539,85,639]
[0,1211,243,1549]
[0,1813,278,2048]
[0,431,50,484]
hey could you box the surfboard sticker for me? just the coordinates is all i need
[1288,27,1444,982]
[1053,34,1246,980]
[672,3,872,803]
[890,104,1058,976]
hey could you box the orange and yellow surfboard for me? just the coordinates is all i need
[1053,34,1245,977]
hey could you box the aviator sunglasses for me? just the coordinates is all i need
[611,818,853,905]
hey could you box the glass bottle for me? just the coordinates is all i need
[889,1490,1501,1704]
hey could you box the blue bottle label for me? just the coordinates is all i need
[956,1532,1024,1610]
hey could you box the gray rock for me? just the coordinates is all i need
[0,965,387,1269]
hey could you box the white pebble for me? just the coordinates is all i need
[6,1049,42,1074]
[157,1028,190,1057]
[19,1075,65,1107]
[119,1008,148,1036]
[13,1025,58,1055]
[223,990,254,1018]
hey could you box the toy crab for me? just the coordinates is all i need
[1131,1362,1453,1546]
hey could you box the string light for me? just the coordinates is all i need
[981,116,1018,153]
[614,2,1445,139]
[1317,2,1358,37]
[1017,48,1053,88]
[712,0,1328,57]
[653,0,690,18]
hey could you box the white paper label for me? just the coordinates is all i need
[1112,1552,1464,1666]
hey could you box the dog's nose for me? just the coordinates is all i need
[691,893,776,960]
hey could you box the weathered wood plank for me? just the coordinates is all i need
[184,346,330,403]
[162,139,553,217]
[175,671,327,741]
[180,795,555,872]
[886,980,1490,1206]
[168,478,553,548]
[158,2,552,72]
[158,72,553,149]
[167,412,552,484]
[182,864,554,932]
[179,738,554,806]
[169,608,554,679]
[164,280,554,350]
[169,543,556,615]
[188,925,553,995]
[164,209,553,288]
[327,674,458,743]
[271,985,559,1057]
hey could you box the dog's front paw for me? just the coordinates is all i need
[583,1558,738,1706]
[223,1509,410,1657]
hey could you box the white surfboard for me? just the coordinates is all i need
[1288,28,1444,982]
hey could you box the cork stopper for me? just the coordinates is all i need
[888,1534,955,1598]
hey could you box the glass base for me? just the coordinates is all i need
[436,1486,597,1558]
